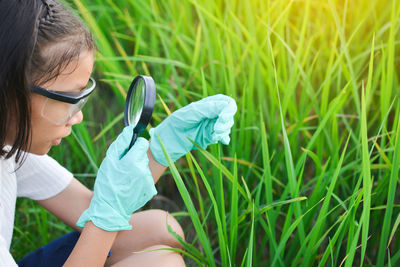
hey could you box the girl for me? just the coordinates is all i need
[0,0,237,266]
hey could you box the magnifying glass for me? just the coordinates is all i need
[124,75,156,151]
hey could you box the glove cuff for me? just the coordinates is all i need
[76,201,133,231]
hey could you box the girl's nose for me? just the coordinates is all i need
[67,110,83,126]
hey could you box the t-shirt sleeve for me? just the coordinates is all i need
[0,237,17,267]
[15,153,73,201]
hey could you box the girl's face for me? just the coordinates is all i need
[29,50,94,155]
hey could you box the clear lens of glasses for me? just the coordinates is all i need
[41,95,90,125]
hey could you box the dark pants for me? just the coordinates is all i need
[17,231,111,267]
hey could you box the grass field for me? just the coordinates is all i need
[12,0,400,266]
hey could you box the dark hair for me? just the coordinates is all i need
[0,0,95,161]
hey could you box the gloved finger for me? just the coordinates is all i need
[106,125,135,158]
[212,112,234,145]
[211,99,236,143]
[211,131,231,145]
[214,117,234,134]
[191,96,237,120]
[210,95,236,118]
[121,137,150,164]
[212,119,234,144]
[220,96,238,116]
[221,135,231,145]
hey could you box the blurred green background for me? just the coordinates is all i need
[12,0,400,266]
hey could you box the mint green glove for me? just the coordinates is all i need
[76,126,157,231]
[149,94,237,166]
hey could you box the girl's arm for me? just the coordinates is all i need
[37,145,167,232]
[63,221,117,267]
[147,139,168,184]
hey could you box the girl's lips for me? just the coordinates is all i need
[53,131,70,146]
[53,138,62,145]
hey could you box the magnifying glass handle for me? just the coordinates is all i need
[128,132,138,150]
[120,132,138,159]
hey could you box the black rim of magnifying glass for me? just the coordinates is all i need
[124,75,156,149]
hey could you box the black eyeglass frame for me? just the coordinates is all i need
[30,77,96,104]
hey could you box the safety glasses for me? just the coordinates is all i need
[30,77,96,125]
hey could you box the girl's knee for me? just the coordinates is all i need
[153,245,186,267]
[145,245,185,267]
[152,209,185,248]
[127,209,185,249]
[110,245,185,267]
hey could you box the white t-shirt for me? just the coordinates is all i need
[0,151,73,266]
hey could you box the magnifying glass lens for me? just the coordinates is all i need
[124,75,156,152]
[129,78,145,127]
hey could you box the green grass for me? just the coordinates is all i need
[12,0,400,266]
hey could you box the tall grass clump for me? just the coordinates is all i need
[12,0,400,266]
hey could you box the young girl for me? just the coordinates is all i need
[0,0,237,266]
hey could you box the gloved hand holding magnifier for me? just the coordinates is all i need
[77,74,237,232]
[76,75,158,231]
[124,75,156,151]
